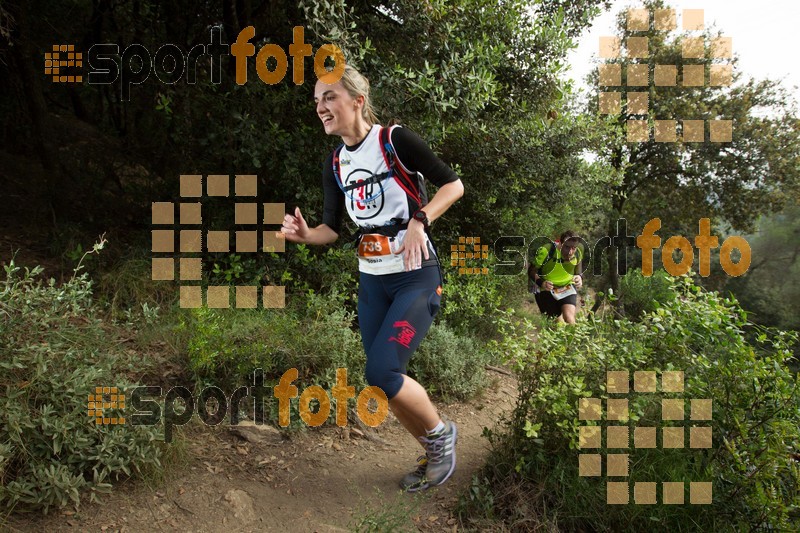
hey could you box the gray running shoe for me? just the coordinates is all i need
[399,455,429,492]
[418,421,457,487]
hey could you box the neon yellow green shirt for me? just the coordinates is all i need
[533,245,582,287]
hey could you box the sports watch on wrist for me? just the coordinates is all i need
[411,209,429,228]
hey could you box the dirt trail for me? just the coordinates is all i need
[8,373,518,532]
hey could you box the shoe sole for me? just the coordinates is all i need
[432,422,457,487]
[404,480,429,493]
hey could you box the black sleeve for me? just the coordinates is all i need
[321,151,344,234]
[390,127,459,187]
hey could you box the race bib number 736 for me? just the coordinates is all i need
[358,234,392,257]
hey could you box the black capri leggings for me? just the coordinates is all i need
[358,265,442,400]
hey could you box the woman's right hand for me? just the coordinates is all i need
[282,207,309,243]
[542,280,554,291]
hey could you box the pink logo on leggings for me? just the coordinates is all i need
[389,321,416,348]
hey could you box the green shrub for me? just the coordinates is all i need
[468,275,800,531]
[440,257,523,339]
[207,245,359,311]
[0,260,164,513]
[410,323,491,401]
[348,488,420,532]
[617,268,676,319]
[98,256,177,321]
[183,284,492,422]
[182,289,367,428]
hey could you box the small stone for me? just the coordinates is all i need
[229,421,283,444]
[224,489,256,522]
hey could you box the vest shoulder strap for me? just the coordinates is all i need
[332,126,425,206]
[379,126,423,206]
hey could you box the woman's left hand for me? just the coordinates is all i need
[396,220,429,271]
[573,275,583,289]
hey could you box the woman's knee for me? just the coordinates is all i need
[365,364,403,399]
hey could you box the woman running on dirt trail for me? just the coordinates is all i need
[281,65,464,492]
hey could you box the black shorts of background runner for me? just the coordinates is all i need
[534,290,577,318]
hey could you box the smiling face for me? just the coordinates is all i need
[314,79,364,141]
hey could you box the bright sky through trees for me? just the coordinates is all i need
[565,0,800,104]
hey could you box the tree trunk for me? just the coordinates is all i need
[8,0,63,225]
[606,216,620,295]
[606,147,626,298]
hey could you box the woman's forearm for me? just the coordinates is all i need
[419,179,464,222]
[303,224,339,245]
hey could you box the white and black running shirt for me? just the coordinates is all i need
[321,124,459,275]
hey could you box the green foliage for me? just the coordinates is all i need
[617,268,676,319]
[0,260,164,513]
[456,474,497,523]
[470,275,800,531]
[181,289,366,429]
[210,253,249,284]
[98,257,177,321]
[182,279,493,422]
[725,204,800,333]
[348,488,420,533]
[333,0,607,128]
[439,259,523,340]
[410,323,491,401]
[184,289,365,382]
[202,245,359,317]
[590,0,800,237]
[439,265,503,338]
[279,246,359,302]
[441,110,619,244]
